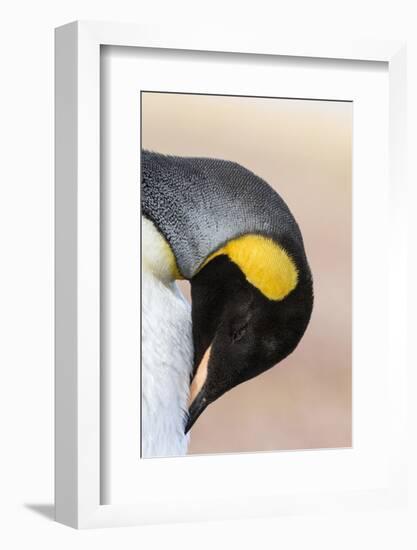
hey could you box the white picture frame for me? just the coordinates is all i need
[55,21,407,529]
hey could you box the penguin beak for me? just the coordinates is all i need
[185,390,208,434]
[185,346,212,434]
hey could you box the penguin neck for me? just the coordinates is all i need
[141,216,181,285]
[141,215,193,458]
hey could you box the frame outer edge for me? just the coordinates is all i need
[387,44,408,497]
[76,21,101,529]
[55,21,79,528]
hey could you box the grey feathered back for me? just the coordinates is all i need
[141,150,307,279]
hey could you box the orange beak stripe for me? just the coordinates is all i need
[189,345,211,406]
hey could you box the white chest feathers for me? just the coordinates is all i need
[141,217,193,458]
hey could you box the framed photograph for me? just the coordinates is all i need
[55,21,407,528]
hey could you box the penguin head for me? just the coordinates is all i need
[185,235,313,433]
[141,150,314,433]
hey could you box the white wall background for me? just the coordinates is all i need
[0,1,416,548]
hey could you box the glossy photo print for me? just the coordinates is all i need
[141,91,352,459]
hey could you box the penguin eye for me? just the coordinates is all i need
[231,322,248,343]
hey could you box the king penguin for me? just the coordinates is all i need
[141,150,314,458]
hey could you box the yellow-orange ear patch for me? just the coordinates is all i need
[202,234,298,301]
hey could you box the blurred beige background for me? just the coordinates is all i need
[142,91,352,454]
